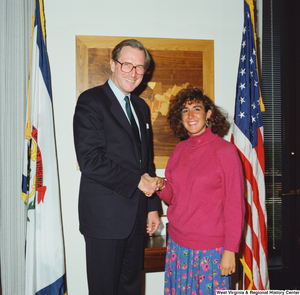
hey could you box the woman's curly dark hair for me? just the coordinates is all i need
[167,88,227,140]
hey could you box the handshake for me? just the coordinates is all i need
[138,173,165,197]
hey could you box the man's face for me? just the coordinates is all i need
[110,46,145,95]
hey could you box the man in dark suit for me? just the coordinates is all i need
[73,39,161,295]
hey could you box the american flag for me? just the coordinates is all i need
[230,0,269,290]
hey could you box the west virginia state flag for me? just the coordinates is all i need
[22,0,67,294]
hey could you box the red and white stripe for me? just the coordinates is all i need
[231,123,269,290]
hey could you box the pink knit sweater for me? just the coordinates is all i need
[157,128,245,253]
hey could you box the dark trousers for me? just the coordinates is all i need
[84,213,144,295]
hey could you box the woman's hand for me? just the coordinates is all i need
[155,177,165,191]
[220,250,236,276]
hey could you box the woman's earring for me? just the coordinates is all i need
[205,118,209,127]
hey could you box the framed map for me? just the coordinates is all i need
[76,36,214,169]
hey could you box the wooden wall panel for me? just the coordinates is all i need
[76,36,214,168]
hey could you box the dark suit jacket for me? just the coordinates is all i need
[73,81,161,239]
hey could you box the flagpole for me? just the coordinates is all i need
[246,0,265,112]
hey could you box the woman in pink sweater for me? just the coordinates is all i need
[157,88,245,294]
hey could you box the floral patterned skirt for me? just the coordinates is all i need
[164,235,230,295]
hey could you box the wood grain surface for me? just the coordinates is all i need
[76,36,214,168]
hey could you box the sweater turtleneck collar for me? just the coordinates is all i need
[187,127,216,148]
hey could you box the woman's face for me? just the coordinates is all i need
[181,100,212,136]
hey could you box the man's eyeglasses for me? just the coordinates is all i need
[115,60,145,75]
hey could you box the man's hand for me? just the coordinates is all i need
[138,173,160,196]
[146,211,161,234]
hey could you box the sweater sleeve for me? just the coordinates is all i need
[218,143,245,253]
[157,179,174,205]
[156,152,175,205]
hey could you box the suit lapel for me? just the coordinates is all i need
[110,97,133,135]
[103,83,142,162]
[103,83,134,139]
